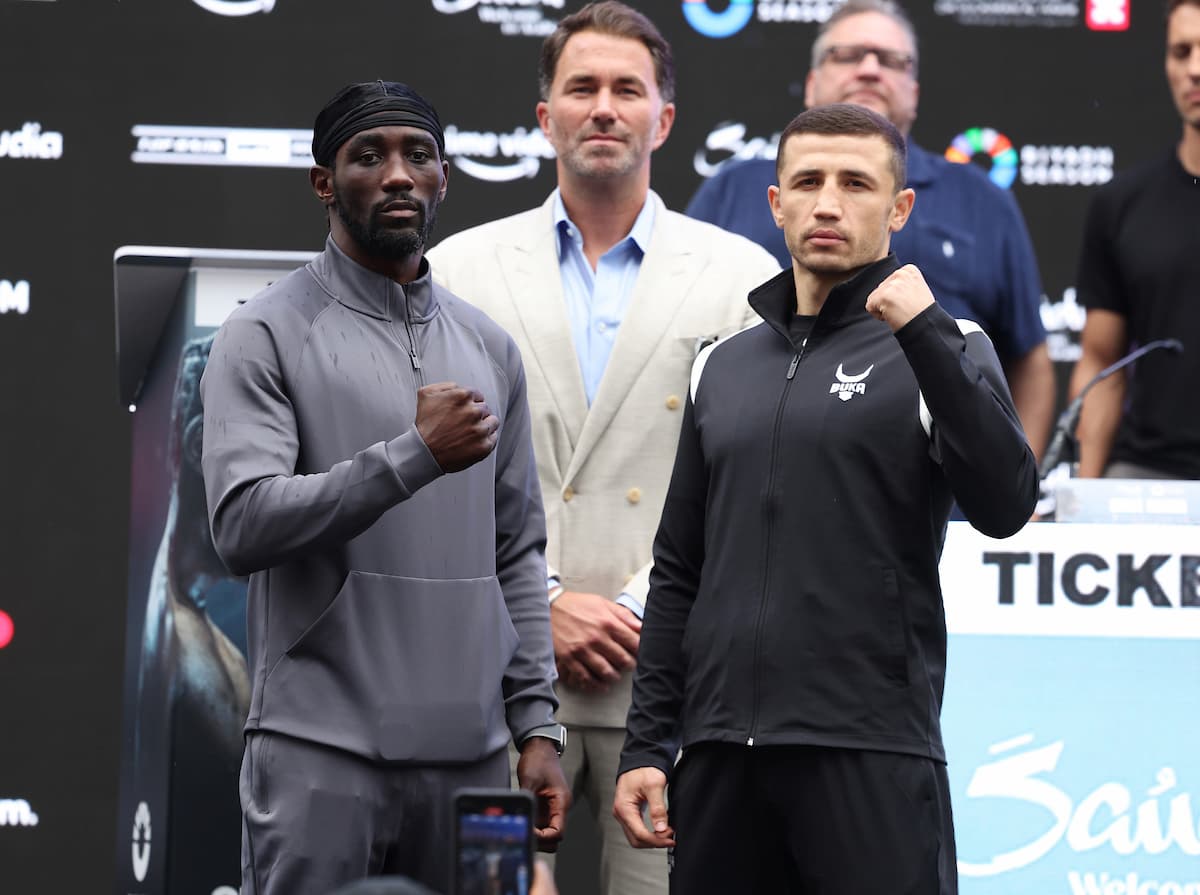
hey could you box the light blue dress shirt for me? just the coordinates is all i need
[549,189,655,620]
[552,189,656,406]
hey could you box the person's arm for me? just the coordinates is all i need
[1069,185,1129,479]
[868,266,1039,537]
[1069,308,1129,478]
[492,344,570,852]
[1004,342,1055,463]
[200,314,494,576]
[613,389,708,849]
[493,346,559,737]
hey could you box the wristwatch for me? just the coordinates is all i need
[520,723,567,756]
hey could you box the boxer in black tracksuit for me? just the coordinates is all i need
[613,104,1038,894]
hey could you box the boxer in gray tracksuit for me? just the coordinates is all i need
[200,80,568,895]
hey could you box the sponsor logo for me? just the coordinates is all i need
[829,363,874,401]
[945,127,1018,189]
[0,122,63,160]
[960,734,1200,881]
[1020,143,1114,186]
[682,0,836,36]
[131,125,313,168]
[132,801,152,882]
[0,609,13,649]
[1041,287,1086,363]
[755,0,839,24]
[1086,0,1129,30]
[934,0,1080,28]
[0,280,30,315]
[191,0,275,15]
[946,129,1113,190]
[682,0,755,37]
[431,0,563,37]
[444,124,554,181]
[693,121,780,178]
[0,799,39,827]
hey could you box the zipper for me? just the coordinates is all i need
[394,283,425,386]
[747,335,808,746]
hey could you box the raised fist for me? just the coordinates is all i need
[415,382,500,473]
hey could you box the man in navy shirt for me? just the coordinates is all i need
[686,0,1053,459]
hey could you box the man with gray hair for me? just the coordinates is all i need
[687,0,1054,462]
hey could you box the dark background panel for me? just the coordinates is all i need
[0,0,1177,891]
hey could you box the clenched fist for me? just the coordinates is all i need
[865,263,935,332]
[415,382,499,473]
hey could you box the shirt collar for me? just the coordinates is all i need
[310,234,438,322]
[552,188,656,261]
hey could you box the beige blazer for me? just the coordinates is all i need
[427,191,781,727]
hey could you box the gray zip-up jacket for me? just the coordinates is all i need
[200,236,557,763]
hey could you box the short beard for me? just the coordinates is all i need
[333,190,439,261]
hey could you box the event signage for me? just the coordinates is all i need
[0,799,39,827]
[0,122,62,160]
[0,279,30,315]
[941,523,1200,894]
[431,0,564,37]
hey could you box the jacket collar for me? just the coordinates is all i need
[748,254,900,345]
[307,234,439,322]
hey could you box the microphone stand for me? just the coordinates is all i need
[1038,338,1184,483]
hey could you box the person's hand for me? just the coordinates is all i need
[530,859,559,895]
[865,263,935,332]
[414,382,499,473]
[550,590,641,692]
[516,737,571,853]
[613,767,674,849]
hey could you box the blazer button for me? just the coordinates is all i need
[665,394,681,411]
[562,486,575,502]
[626,487,641,505]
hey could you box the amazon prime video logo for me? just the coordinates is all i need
[445,124,554,182]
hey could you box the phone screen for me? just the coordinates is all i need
[453,790,534,895]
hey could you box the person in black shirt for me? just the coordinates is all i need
[1070,0,1200,479]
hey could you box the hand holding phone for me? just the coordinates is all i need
[452,788,535,895]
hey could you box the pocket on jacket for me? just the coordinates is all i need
[269,571,519,762]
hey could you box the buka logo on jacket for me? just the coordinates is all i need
[829,363,874,401]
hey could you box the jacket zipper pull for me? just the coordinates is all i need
[786,354,800,380]
[410,349,421,371]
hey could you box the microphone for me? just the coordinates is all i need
[1039,338,1183,480]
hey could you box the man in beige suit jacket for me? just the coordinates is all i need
[428,4,779,893]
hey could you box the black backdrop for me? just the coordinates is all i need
[0,0,1175,891]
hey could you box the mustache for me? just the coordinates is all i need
[374,194,422,215]
[579,125,627,141]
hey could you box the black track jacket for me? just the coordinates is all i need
[619,255,1038,777]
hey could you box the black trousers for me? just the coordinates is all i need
[668,742,957,895]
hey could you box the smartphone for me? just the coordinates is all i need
[452,787,535,895]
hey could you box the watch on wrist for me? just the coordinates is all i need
[521,723,566,756]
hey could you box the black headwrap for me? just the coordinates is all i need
[311,80,445,167]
